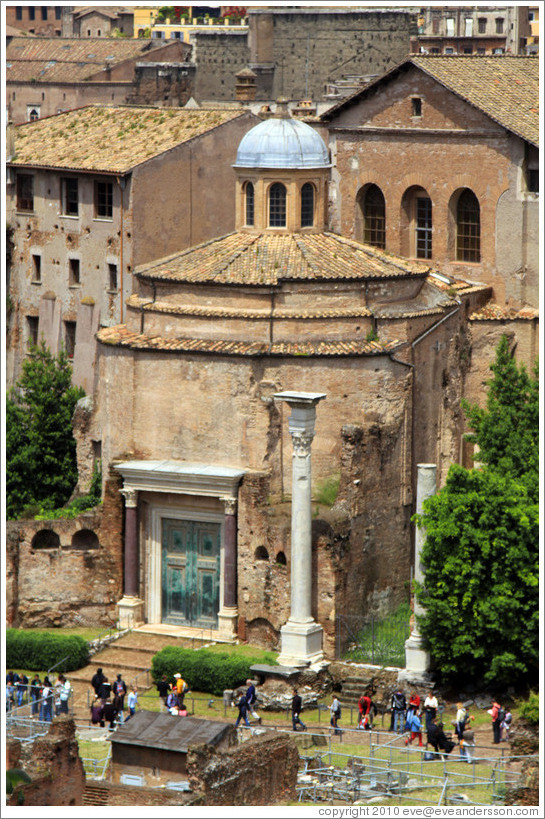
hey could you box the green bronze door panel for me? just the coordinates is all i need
[161,518,220,627]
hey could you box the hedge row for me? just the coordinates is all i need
[6,629,90,672]
[151,646,277,696]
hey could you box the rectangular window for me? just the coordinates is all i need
[493,47,505,54]
[64,321,76,359]
[444,47,454,55]
[16,7,22,20]
[463,46,473,54]
[95,181,113,218]
[61,178,79,216]
[16,174,34,211]
[28,7,35,21]
[32,254,41,282]
[477,48,486,55]
[108,263,118,291]
[27,316,39,347]
[464,18,473,36]
[432,18,439,34]
[416,197,432,259]
[55,6,62,20]
[478,18,487,33]
[496,18,504,34]
[69,258,80,286]
[411,97,422,117]
[41,7,48,20]
[446,17,455,36]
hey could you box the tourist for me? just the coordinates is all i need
[58,674,71,715]
[90,696,104,727]
[489,699,502,744]
[167,690,180,714]
[40,677,53,722]
[501,707,512,741]
[113,673,127,714]
[6,681,15,712]
[461,727,476,763]
[454,702,467,741]
[291,689,307,732]
[102,696,118,731]
[91,667,106,697]
[423,689,438,733]
[30,674,41,717]
[358,690,372,730]
[405,709,423,747]
[173,673,189,706]
[390,687,406,734]
[98,676,111,703]
[427,717,455,760]
[156,674,170,710]
[329,695,342,736]
[235,693,250,728]
[126,687,138,720]
[16,672,29,707]
[405,691,421,727]
[245,678,260,723]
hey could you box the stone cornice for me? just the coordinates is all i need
[115,460,245,498]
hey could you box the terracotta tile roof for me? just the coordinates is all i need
[97,325,403,357]
[6,37,175,83]
[9,106,247,173]
[323,55,539,146]
[137,232,430,286]
[469,304,539,321]
[127,294,373,320]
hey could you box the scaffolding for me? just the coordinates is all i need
[294,732,531,806]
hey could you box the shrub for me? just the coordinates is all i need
[151,647,277,696]
[6,629,90,672]
[314,474,340,507]
[518,691,539,725]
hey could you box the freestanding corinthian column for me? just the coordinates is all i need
[400,463,436,683]
[274,391,326,667]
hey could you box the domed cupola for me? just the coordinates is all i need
[233,99,330,233]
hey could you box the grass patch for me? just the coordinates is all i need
[313,474,340,507]
[342,602,411,667]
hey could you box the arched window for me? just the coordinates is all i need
[363,185,386,248]
[301,183,314,227]
[275,551,287,566]
[31,529,60,550]
[415,195,432,259]
[456,189,480,262]
[255,545,269,560]
[269,182,286,227]
[244,181,254,226]
[70,529,100,550]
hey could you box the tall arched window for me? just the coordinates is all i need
[456,189,480,262]
[301,182,314,227]
[415,195,432,259]
[244,181,254,226]
[363,184,386,248]
[269,182,286,227]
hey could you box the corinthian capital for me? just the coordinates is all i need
[221,496,237,516]
[120,487,138,508]
[290,430,314,458]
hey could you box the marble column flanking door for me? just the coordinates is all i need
[274,391,326,667]
[217,496,239,641]
[117,486,144,629]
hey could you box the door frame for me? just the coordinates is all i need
[148,504,225,626]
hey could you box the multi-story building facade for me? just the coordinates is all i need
[6,4,64,37]
[413,5,532,55]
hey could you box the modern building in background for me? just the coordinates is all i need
[412,5,535,54]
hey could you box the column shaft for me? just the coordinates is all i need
[223,508,237,609]
[291,441,313,622]
[124,505,139,598]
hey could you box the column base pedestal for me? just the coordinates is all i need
[117,596,144,630]
[217,607,238,642]
[277,620,324,667]
[398,632,432,685]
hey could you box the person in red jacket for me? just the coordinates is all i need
[490,699,502,744]
[358,690,372,729]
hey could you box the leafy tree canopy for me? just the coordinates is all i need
[415,336,539,688]
[6,343,84,519]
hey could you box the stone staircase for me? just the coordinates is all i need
[339,674,376,708]
[69,630,209,721]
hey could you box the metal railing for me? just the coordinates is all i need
[80,746,112,781]
[336,613,411,665]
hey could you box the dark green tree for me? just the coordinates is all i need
[415,336,539,687]
[6,343,84,519]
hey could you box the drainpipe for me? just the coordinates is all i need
[117,176,127,323]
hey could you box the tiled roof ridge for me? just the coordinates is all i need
[322,231,431,276]
[293,234,321,278]
[97,325,403,357]
[135,233,238,276]
[469,304,539,321]
[212,232,262,282]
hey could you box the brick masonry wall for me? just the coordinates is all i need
[7,718,85,807]
[5,472,123,628]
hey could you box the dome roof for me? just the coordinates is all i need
[234,114,330,170]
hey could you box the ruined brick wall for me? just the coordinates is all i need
[127,63,196,108]
[5,471,123,628]
[187,732,298,806]
[7,718,85,807]
[193,31,249,101]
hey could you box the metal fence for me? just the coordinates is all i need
[336,613,411,665]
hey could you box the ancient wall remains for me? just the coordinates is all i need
[193,31,249,101]
[5,472,123,628]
